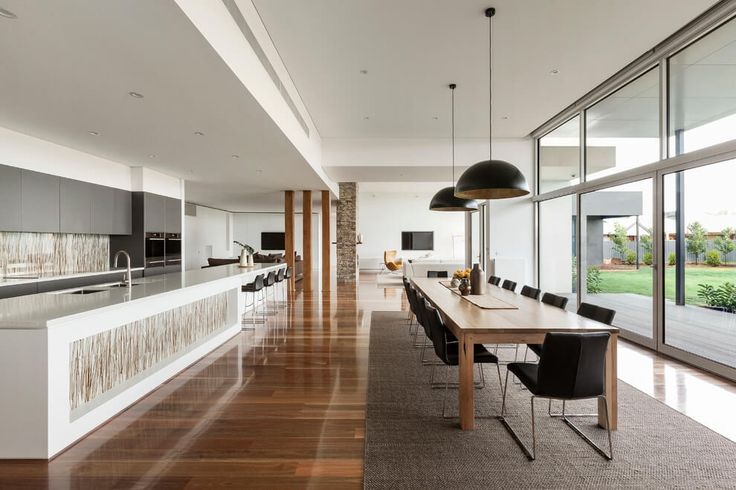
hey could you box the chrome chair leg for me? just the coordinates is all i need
[498,370,537,460]
[560,396,613,460]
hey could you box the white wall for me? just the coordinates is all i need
[358,192,465,270]
[185,205,234,270]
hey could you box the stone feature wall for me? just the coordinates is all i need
[337,182,358,282]
[69,292,229,411]
[0,232,109,277]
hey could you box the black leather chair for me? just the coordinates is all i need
[424,300,502,417]
[427,270,448,278]
[541,292,569,309]
[527,293,571,357]
[501,279,517,292]
[520,285,541,300]
[578,302,616,326]
[241,274,265,328]
[500,332,613,460]
[488,275,501,286]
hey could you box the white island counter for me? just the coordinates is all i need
[0,262,285,459]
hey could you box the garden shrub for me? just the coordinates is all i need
[643,252,653,266]
[668,252,676,266]
[697,282,736,312]
[706,250,721,267]
[587,266,602,294]
[625,250,637,265]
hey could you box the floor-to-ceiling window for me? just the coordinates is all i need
[663,159,736,367]
[581,179,655,342]
[534,7,736,379]
[669,16,736,156]
[585,68,660,181]
[538,116,580,194]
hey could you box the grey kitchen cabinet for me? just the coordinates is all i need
[21,170,60,233]
[113,189,132,235]
[90,184,114,235]
[165,197,181,234]
[59,178,92,234]
[0,165,22,231]
[144,193,165,232]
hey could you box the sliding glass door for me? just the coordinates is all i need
[580,178,655,345]
[662,159,736,368]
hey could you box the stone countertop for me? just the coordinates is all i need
[0,263,284,329]
[0,267,146,287]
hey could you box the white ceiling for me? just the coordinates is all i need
[0,0,331,211]
[252,0,718,139]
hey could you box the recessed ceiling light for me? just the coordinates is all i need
[148,154,156,158]
[128,91,144,98]
[231,154,240,159]
[363,116,370,120]
[550,68,560,75]
[194,131,204,136]
[360,69,368,75]
[0,7,17,19]
[256,169,263,173]
[432,116,439,120]
[501,116,509,120]
[88,130,100,136]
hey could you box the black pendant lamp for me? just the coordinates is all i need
[429,84,479,212]
[454,8,529,200]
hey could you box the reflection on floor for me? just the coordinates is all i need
[0,272,733,488]
[618,340,736,442]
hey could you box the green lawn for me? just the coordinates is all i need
[596,267,736,305]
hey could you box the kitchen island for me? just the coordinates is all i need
[0,262,285,459]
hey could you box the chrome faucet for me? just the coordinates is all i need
[113,250,132,287]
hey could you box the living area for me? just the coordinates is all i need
[185,200,332,287]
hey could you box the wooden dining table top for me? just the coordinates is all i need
[411,278,620,336]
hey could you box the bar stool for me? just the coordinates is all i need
[241,274,265,329]
[263,271,277,315]
[274,267,286,305]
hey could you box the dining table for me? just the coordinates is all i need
[411,278,620,431]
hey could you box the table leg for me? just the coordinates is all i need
[599,332,618,430]
[458,334,475,430]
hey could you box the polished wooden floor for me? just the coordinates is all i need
[1,273,735,488]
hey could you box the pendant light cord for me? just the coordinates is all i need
[488,9,493,162]
[451,84,456,185]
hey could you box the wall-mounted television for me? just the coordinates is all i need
[261,232,285,250]
[401,231,434,251]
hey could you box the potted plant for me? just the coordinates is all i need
[233,241,255,267]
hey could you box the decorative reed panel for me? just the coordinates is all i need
[69,292,229,411]
[0,232,109,276]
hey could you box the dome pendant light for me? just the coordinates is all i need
[429,84,479,212]
[454,7,529,200]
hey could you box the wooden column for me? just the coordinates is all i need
[303,191,313,292]
[321,191,331,292]
[285,191,295,291]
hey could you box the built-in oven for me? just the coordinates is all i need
[145,232,165,268]
[165,233,181,267]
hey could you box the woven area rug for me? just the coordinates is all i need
[364,311,736,489]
